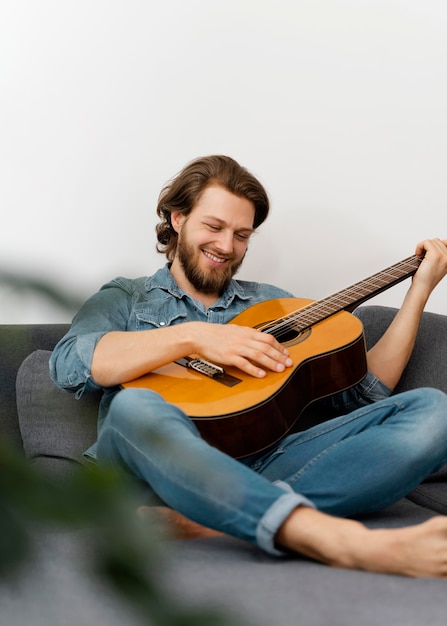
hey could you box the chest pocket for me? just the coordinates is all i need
[134,298,189,330]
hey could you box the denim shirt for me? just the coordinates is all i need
[50,264,294,394]
[49,264,391,457]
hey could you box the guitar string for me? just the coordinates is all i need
[259,256,421,340]
[264,256,420,338]
[279,258,420,332]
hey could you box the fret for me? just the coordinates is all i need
[268,255,421,337]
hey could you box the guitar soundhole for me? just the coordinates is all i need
[256,322,311,347]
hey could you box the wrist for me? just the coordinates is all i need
[404,282,431,310]
[180,321,207,355]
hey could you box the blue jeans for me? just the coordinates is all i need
[96,387,447,555]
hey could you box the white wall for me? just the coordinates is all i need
[1,0,446,323]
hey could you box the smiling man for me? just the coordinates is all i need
[170,185,255,303]
[50,155,447,577]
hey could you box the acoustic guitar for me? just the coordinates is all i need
[123,255,422,458]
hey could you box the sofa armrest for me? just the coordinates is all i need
[16,350,100,478]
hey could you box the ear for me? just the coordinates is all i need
[170,211,186,234]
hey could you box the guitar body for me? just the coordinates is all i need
[123,298,367,459]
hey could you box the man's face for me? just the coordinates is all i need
[172,184,255,296]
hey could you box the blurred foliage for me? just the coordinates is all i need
[0,269,84,314]
[0,437,241,626]
[0,270,244,625]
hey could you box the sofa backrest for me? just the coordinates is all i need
[2,305,447,465]
[356,305,447,395]
[0,324,70,450]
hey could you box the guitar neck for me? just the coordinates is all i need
[286,255,422,332]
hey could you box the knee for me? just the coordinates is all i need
[414,387,447,421]
[418,388,447,470]
[106,388,166,434]
[427,387,447,434]
[404,388,447,456]
[109,387,156,414]
[402,386,447,411]
[106,387,197,438]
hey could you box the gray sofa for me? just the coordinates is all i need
[1,305,447,625]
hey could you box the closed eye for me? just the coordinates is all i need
[203,221,253,241]
[235,232,250,241]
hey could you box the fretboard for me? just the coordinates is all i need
[275,255,422,335]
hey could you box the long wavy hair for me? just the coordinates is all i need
[155,155,270,261]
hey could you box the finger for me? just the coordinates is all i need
[238,342,293,375]
[231,355,268,378]
[417,237,447,256]
[251,327,291,357]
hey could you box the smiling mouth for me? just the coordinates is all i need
[202,250,229,264]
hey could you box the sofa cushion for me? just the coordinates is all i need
[16,350,100,475]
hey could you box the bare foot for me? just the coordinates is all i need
[276,506,447,577]
[137,506,224,540]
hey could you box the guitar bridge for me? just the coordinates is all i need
[186,357,224,377]
[175,357,241,387]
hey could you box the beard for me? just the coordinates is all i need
[176,233,244,296]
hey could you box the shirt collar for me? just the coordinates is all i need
[144,264,253,309]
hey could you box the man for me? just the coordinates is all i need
[50,155,447,576]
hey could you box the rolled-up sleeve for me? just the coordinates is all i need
[49,280,133,397]
[49,330,109,397]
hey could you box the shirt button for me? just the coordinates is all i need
[159,322,165,326]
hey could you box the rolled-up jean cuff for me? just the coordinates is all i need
[256,481,316,556]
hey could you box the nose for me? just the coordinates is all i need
[215,229,234,254]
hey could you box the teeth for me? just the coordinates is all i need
[204,251,226,263]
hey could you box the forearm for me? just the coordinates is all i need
[91,323,200,387]
[91,318,294,387]
[366,238,447,389]
[365,284,429,389]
